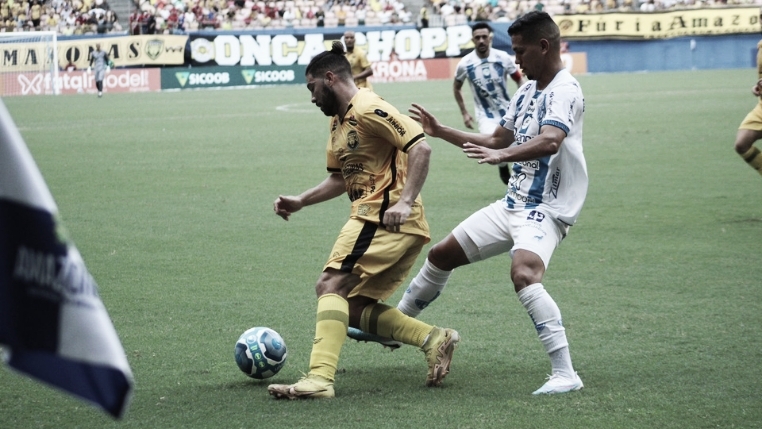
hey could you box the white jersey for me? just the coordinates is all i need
[499,69,587,226]
[455,48,520,124]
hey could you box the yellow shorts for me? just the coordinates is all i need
[324,218,427,301]
[740,101,762,131]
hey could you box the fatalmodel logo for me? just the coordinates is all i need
[17,74,45,95]
[8,70,156,96]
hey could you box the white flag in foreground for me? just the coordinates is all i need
[0,100,133,418]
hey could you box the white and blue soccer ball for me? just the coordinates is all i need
[234,327,287,379]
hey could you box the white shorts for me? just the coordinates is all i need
[477,118,509,167]
[477,117,500,135]
[452,201,568,269]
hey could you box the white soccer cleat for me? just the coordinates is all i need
[532,372,584,395]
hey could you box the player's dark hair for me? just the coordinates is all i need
[471,22,493,34]
[305,41,352,80]
[508,11,560,51]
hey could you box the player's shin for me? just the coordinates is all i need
[308,293,349,382]
[397,258,451,317]
[360,303,432,347]
[517,283,575,378]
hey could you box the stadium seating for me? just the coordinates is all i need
[0,0,758,34]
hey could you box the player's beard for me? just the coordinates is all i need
[319,85,340,117]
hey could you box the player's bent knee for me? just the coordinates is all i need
[735,138,753,155]
[511,273,537,292]
[426,246,448,270]
[426,236,468,271]
[735,130,762,154]
[510,264,544,292]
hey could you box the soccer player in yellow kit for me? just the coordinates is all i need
[268,42,459,400]
[343,30,373,91]
[735,39,762,177]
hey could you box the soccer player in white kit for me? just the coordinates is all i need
[454,22,526,184]
[403,11,588,395]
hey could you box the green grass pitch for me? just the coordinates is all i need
[1,68,760,428]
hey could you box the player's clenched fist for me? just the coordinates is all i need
[273,195,303,221]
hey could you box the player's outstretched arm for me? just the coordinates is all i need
[409,103,509,150]
[462,143,504,165]
[464,124,565,165]
[273,173,345,221]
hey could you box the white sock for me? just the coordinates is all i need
[396,258,451,317]
[549,346,575,379]
[517,283,575,379]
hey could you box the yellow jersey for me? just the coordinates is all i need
[346,47,373,91]
[326,89,429,239]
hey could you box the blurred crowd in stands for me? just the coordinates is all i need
[1,0,121,34]
[0,0,758,34]
[126,0,417,33]
[431,0,758,25]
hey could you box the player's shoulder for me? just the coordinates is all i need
[456,50,476,65]
[516,80,535,95]
[490,49,517,66]
[551,70,583,93]
[352,89,395,118]
[490,48,511,58]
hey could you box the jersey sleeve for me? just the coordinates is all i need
[360,103,426,153]
[540,82,583,135]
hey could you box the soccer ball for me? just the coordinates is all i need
[234,327,287,379]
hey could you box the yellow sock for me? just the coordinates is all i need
[741,146,762,176]
[308,294,348,382]
[360,303,433,347]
